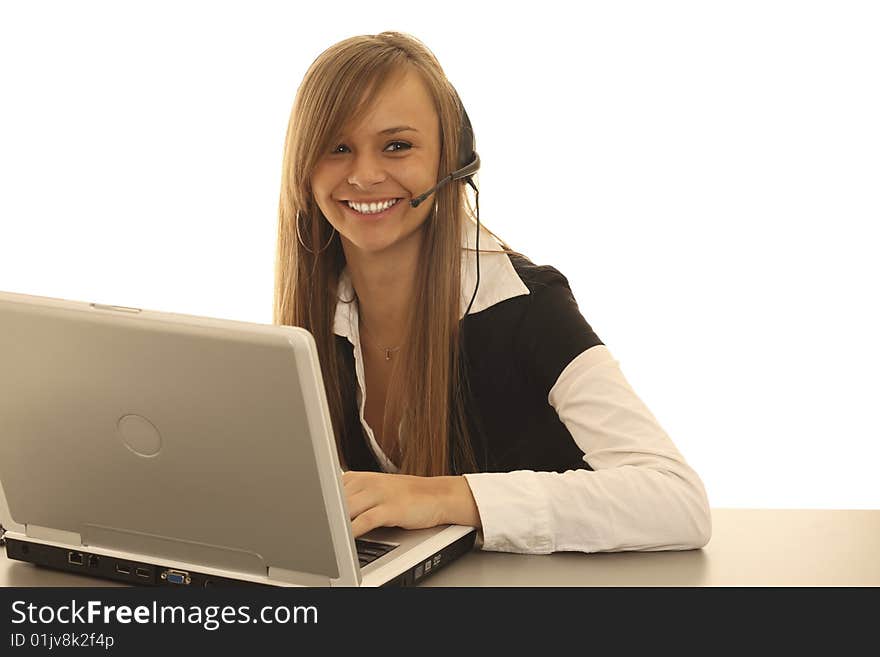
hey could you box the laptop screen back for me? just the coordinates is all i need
[0,296,342,578]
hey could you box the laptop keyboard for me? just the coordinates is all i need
[355,538,397,568]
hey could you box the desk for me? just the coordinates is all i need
[2,509,878,586]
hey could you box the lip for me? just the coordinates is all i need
[338,198,406,221]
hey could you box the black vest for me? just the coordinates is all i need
[335,254,604,475]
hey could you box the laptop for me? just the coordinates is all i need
[0,289,476,587]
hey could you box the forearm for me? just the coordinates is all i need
[462,465,711,554]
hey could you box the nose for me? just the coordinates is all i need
[346,150,387,189]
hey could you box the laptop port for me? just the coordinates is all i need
[68,551,83,566]
[88,555,100,568]
[115,564,131,575]
[135,567,151,579]
[161,569,191,585]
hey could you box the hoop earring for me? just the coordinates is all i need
[296,210,337,255]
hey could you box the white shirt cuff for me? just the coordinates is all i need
[463,470,555,553]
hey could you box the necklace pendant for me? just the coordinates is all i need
[384,349,392,361]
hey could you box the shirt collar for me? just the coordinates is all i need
[332,220,530,342]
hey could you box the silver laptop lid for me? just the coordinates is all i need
[0,290,360,586]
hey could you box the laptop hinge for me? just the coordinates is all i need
[25,524,82,546]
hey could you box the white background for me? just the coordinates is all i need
[1,1,877,509]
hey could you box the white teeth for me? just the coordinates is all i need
[346,199,398,214]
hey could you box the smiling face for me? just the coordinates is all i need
[310,67,441,259]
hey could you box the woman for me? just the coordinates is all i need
[274,31,711,553]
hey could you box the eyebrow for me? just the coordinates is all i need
[379,125,419,135]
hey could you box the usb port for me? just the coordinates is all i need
[115,563,131,575]
[68,551,83,566]
[135,567,151,579]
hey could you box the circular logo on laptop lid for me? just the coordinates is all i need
[117,414,162,457]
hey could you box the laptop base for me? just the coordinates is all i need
[4,531,477,587]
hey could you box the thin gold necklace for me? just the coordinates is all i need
[359,323,403,362]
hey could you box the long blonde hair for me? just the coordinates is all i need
[274,31,491,476]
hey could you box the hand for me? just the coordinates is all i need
[341,471,481,538]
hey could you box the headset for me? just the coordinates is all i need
[407,95,483,474]
[409,100,481,208]
[409,95,482,317]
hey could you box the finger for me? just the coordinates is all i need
[341,471,370,491]
[345,489,379,520]
[341,472,359,493]
[350,506,386,538]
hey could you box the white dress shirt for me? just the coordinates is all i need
[333,221,712,554]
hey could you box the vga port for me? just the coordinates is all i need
[161,569,191,585]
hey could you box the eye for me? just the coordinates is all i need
[385,141,412,153]
[332,144,350,154]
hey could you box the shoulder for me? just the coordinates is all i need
[506,252,574,295]
[505,252,590,331]
[464,250,592,330]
